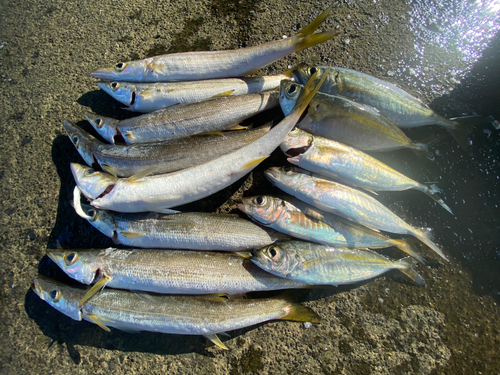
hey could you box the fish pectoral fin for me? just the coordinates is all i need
[101,164,118,177]
[125,167,157,183]
[146,62,166,73]
[87,314,112,332]
[211,90,235,98]
[119,231,145,238]
[362,188,379,196]
[78,275,111,307]
[123,131,136,141]
[242,156,268,171]
[233,251,252,259]
[155,207,181,214]
[204,334,229,350]
[228,123,251,131]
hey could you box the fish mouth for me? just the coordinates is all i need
[283,144,310,158]
[236,203,247,214]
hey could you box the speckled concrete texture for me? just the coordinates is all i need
[1,0,499,374]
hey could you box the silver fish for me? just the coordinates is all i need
[280,128,452,214]
[251,241,425,286]
[264,166,447,261]
[63,120,271,177]
[72,69,329,213]
[97,75,288,112]
[86,91,278,145]
[91,8,334,82]
[32,275,319,350]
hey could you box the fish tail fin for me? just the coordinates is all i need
[295,7,337,52]
[442,115,481,151]
[396,257,426,287]
[298,7,332,36]
[420,184,454,215]
[281,303,321,324]
[392,237,426,264]
[413,228,449,262]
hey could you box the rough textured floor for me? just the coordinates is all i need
[0,0,499,373]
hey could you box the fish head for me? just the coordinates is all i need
[62,120,97,167]
[74,201,116,239]
[280,128,313,157]
[264,166,309,191]
[84,112,120,144]
[97,81,135,106]
[47,249,103,285]
[238,195,285,225]
[251,243,300,278]
[91,60,147,82]
[70,163,117,200]
[31,275,83,321]
[279,79,302,116]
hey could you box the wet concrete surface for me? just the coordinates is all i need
[0,0,499,374]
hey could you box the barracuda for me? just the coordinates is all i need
[91,8,335,82]
[264,166,448,261]
[251,241,425,286]
[32,275,319,350]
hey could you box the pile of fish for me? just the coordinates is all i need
[33,7,469,350]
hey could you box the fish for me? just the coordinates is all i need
[63,120,271,178]
[251,241,425,286]
[293,66,476,148]
[280,128,453,214]
[46,248,310,306]
[32,275,320,350]
[97,74,289,113]
[238,195,424,262]
[264,166,448,261]
[91,7,335,82]
[85,91,278,145]
[72,197,290,251]
[72,68,330,213]
[279,79,428,153]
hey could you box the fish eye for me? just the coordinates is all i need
[114,62,127,72]
[85,168,99,177]
[283,166,293,173]
[290,127,299,134]
[253,196,266,206]
[110,82,120,91]
[72,136,79,145]
[287,84,297,95]
[309,67,317,76]
[50,289,61,302]
[64,252,78,266]
[267,246,280,260]
[95,118,103,128]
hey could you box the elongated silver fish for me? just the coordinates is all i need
[73,198,289,250]
[86,91,278,145]
[279,79,427,153]
[72,69,329,213]
[238,195,424,262]
[98,75,288,112]
[293,66,475,148]
[64,120,270,177]
[47,248,309,306]
[251,241,425,286]
[32,275,319,350]
[280,128,452,214]
[91,8,334,82]
[264,166,447,261]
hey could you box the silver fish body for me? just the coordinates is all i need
[251,241,425,286]
[279,79,426,152]
[47,248,308,295]
[98,75,288,113]
[32,275,319,350]
[86,92,278,145]
[264,166,447,260]
[91,8,334,82]
[64,120,270,178]
[280,128,452,214]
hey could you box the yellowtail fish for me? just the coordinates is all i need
[280,128,452,214]
[293,66,476,148]
[251,241,425,286]
[264,166,447,261]
[91,8,335,82]
[85,91,278,145]
[72,69,329,213]
[279,79,428,153]
[64,120,270,178]
[32,275,320,350]
[47,248,309,306]
[97,74,289,112]
[239,195,424,262]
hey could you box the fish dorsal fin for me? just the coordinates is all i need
[204,334,228,350]
[87,314,112,332]
[78,275,111,307]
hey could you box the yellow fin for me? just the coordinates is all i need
[243,156,268,170]
[125,166,157,183]
[228,123,251,130]
[119,231,145,238]
[146,62,165,73]
[123,131,136,141]
[204,334,229,350]
[298,6,332,36]
[233,251,252,259]
[281,63,306,78]
[101,164,117,177]
[78,276,110,307]
[292,67,331,115]
[296,32,338,52]
[280,301,321,324]
[211,90,235,98]
[87,314,112,332]
[196,131,223,136]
